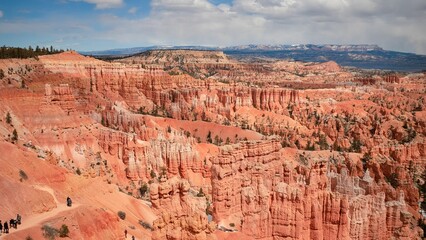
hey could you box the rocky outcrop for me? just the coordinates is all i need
[45,83,77,113]
[98,109,203,180]
[37,52,306,122]
[372,140,426,164]
[150,177,216,240]
[211,140,421,240]
[383,75,401,84]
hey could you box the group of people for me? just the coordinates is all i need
[0,214,21,234]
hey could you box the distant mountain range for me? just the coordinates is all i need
[80,44,426,72]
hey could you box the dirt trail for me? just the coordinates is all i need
[0,185,81,239]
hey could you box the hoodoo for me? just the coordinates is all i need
[0,49,425,239]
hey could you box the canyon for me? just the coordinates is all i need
[0,50,425,239]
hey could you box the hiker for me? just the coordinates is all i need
[124,229,127,238]
[0,220,2,234]
[132,236,135,240]
[16,214,21,225]
[4,221,8,233]
[67,197,72,207]
[9,219,16,229]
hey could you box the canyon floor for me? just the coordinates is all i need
[0,50,425,240]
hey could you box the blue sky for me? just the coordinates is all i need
[0,0,425,54]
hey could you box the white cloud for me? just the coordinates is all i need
[2,0,425,54]
[94,0,426,54]
[128,7,138,14]
[82,0,123,9]
[151,0,215,12]
[0,10,3,18]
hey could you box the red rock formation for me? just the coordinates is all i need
[211,140,421,239]
[99,110,204,181]
[383,74,401,84]
[150,177,216,240]
[45,83,77,113]
[0,51,424,240]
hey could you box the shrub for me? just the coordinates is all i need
[386,173,399,189]
[139,183,148,197]
[58,224,69,238]
[138,106,146,114]
[26,236,33,240]
[206,131,212,143]
[41,225,58,240]
[19,169,28,181]
[349,139,362,153]
[197,188,205,197]
[101,116,106,126]
[138,220,153,230]
[118,211,126,220]
[418,219,425,238]
[295,139,300,148]
[150,170,156,179]
[318,134,329,150]
[419,169,426,214]
[229,223,235,227]
[361,151,372,171]
[401,127,416,144]
[305,141,315,151]
[298,154,308,166]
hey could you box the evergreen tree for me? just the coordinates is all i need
[6,112,11,124]
[207,131,212,143]
[12,129,18,142]
[350,139,362,153]
[0,46,64,59]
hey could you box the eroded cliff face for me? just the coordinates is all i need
[211,141,421,240]
[0,50,425,239]
[150,177,217,240]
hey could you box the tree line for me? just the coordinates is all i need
[0,45,66,59]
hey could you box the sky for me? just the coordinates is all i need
[0,0,425,54]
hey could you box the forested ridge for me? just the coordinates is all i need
[0,46,65,59]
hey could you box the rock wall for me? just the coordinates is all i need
[211,140,421,240]
[40,52,302,120]
[99,109,203,181]
[150,177,216,240]
[45,83,77,113]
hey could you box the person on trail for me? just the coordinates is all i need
[132,236,135,240]
[124,229,127,238]
[67,197,72,207]
[16,214,21,225]
[4,221,8,233]
[0,220,2,234]
[9,219,15,229]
